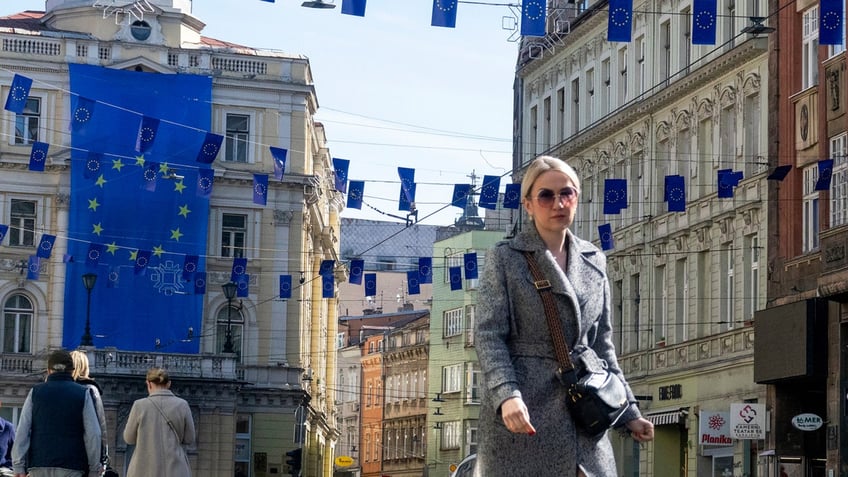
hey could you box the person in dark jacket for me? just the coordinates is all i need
[11,349,102,477]
[474,156,654,477]
[0,401,14,477]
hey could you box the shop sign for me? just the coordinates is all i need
[730,403,766,440]
[699,411,733,446]
[791,413,823,431]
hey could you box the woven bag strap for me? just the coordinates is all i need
[522,251,575,372]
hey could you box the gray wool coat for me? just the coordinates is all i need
[474,227,642,477]
[124,389,195,477]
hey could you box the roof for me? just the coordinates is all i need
[340,308,429,322]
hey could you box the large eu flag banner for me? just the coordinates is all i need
[64,64,211,352]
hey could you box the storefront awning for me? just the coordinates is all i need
[645,408,688,426]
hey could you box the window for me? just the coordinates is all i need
[630,274,641,352]
[680,8,692,74]
[830,134,848,227]
[444,307,463,338]
[601,58,611,115]
[698,251,710,338]
[636,36,646,95]
[9,199,36,247]
[442,364,462,394]
[216,304,243,356]
[441,421,461,450]
[613,279,623,350]
[14,97,40,145]
[3,294,32,353]
[221,213,247,258]
[543,96,551,151]
[234,414,251,477]
[618,47,628,106]
[465,424,479,456]
[802,6,819,90]
[465,304,476,346]
[586,68,595,124]
[744,92,761,176]
[556,87,565,142]
[744,235,760,320]
[570,78,580,135]
[674,259,687,343]
[529,105,538,157]
[465,363,480,404]
[660,21,671,85]
[721,246,735,330]
[225,113,250,162]
[720,104,736,169]
[698,116,714,197]
[654,265,666,343]
[802,165,820,251]
[724,0,737,49]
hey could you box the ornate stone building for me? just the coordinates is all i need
[0,1,341,476]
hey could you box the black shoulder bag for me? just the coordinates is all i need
[523,251,630,437]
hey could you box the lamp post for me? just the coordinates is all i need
[221,281,237,353]
[81,273,97,346]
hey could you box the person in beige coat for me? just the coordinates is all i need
[124,368,195,477]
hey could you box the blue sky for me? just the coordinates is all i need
[4,0,518,226]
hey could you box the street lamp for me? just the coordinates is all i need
[80,273,97,346]
[221,281,237,353]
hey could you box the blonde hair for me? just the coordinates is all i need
[146,367,171,386]
[520,155,581,201]
[70,350,90,380]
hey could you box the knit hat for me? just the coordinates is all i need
[47,349,74,373]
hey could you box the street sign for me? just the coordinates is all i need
[335,455,354,467]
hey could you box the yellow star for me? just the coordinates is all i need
[88,197,100,211]
[174,180,186,194]
[178,204,191,218]
[129,250,138,261]
[95,174,107,188]
[153,245,165,257]
[135,155,145,167]
[159,162,170,174]
[92,222,103,236]
[170,228,184,241]
[112,158,125,171]
[106,242,119,255]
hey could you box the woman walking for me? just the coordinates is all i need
[124,368,195,477]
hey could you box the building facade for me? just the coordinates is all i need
[753,0,848,474]
[513,0,770,475]
[0,1,341,476]
[425,229,505,477]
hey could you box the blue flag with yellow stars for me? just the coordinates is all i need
[692,0,717,44]
[64,64,211,353]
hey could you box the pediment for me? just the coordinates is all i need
[109,56,175,74]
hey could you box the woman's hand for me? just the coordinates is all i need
[500,397,536,435]
[626,417,654,442]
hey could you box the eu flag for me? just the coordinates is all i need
[767,165,792,181]
[36,234,56,259]
[320,259,335,278]
[333,158,350,193]
[449,266,463,291]
[182,255,199,281]
[821,0,843,45]
[607,0,633,42]
[479,175,501,209]
[194,272,207,295]
[134,250,152,275]
[232,257,248,282]
[407,270,420,295]
[237,273,250,298]
[135,115,160,153]
[349,259,364,285]
[197,169,214,198]
[5,74,33,114]
[280,275,292,299]
[464,252,478,279]
[65,64,211,353]
[29,141,49,172]
[503,183,521,209]
[253,174,269,206]
[717,169,742,197]
[452,184,472,208]
[196,132,223,164]
[665,175,686,212]
[342,0,367,17]
[815,159,835,190]
[692,0,718,44]
[603,179,628,214]
[26,255,40,280]
[521,0,547,37]
[598,224,614,251]
[398,167,416,211]
[270,146,288,180]
[322,273,334,298]
[431,0,457,28]
[347,180,365,209]
[364,273,377,297]
[83,152,103,179]
[0,224,8,244]
[419,257,433,284]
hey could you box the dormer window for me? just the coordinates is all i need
[130,20,152,41]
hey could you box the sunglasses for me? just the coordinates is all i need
[534,187,579,207]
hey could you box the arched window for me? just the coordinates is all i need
[215,304,243,357]
[3,294,32,353]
